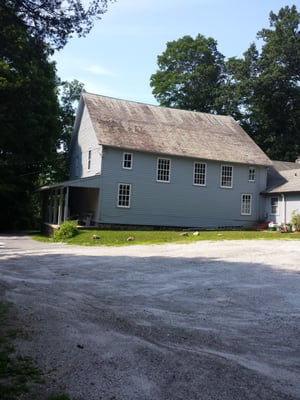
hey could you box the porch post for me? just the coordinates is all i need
[48,190,53,223]
[53,189,58,224]
[57,187,64,225]
[63,186,69,222]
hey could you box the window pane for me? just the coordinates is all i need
[221,165,233,187]
[249,168,255,181]
[241,194,252,215]
[87,150,91,170]
[194,162,206,185]
[157,158,170,182]
[118,184,131,207]
[123,153,132,169]
[271,197,278,214]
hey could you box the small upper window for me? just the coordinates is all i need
[123,153,133,169]
[248,167,256,182]
[220,165,233,188]
[194,162,206,186]
[157,158,170,182]
[87,150,92,170]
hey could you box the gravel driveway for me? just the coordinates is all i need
[0,235,300,400]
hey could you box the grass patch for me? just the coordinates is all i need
[33,229,300,246]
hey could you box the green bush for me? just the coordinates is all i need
[290,210,300,231]
[53,220,79,241]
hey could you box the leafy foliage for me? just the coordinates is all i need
[0,6,62,229]
[150,34,225,113]
[58,79,85,154]
[2,0,114,49]
[151,6,300,161]
[290,210,300,230]
[232,5,300,160]
[53,220,79,241]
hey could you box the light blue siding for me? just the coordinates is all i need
[97,147,268,228]
[264,193,300,225]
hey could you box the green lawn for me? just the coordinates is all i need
[33,228,300,246]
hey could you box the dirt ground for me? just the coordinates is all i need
[0,234,300,400]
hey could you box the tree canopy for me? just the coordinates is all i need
[0,5,61,228]
[150,34,225,113]
[0,1,101,229]
[150,5,300,161]
[1,0,114,49]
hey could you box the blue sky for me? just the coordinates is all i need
[52,0,297,105]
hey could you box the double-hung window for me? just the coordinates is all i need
[123,153,133,169]
[248,167,256,182]
[241,194,252,215]
[220,165,233,188]
[157,158,170,182]
[194,162,206,186]
[271,197,279,215]
[118,184,131,208]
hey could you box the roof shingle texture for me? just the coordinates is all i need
[83,92,271,166]
[265,161,300,193]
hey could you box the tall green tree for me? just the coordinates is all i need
[250,5,300,160]
[0,0,113,229]
[224,5,300,160]
[150,6,300,161]
[0,5,61,228]
[43,79,85,184]
[150,34,225,113]
[58,79,85,154]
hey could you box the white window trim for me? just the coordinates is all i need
[270,197,279,215]
[241,194,252,215]
[156,157,171,183]
[123,152,133,170]
[193,162,207,186]
[220,165,233,188]
[117,183,131,208]
[248,167,256,182]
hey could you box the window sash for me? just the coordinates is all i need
[157,158,170,182]
[194,162,206,186]
[123,153,133,169]
[271,197,278,215]
[221,165,233,188]
[241,194,252,215]
[118,184,131,208]
[248,167,256,182]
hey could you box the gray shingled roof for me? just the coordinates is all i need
[83,92,271,166]
[264,161,300,194]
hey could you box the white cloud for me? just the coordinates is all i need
[85,64,116,76]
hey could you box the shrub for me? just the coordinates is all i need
[53,220,79,241]
[290,210,300,231]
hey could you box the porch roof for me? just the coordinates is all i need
[38,175,100,191]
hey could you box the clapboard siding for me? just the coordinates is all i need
[70,106,102,179]
[97,147,267,227]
